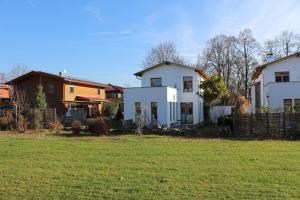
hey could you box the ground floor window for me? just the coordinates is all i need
[283,99,292,112]
[295,99,300,112]
[151,102,158,122]
[181,102,193,124]
[169,102,177,122]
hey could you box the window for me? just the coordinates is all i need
[169,102,172,121]
[151,102,158,122]
[173,102,176,121]
[48,84,55,94]
[97,88,101,95]
[150,78,162,87]
[284,99,292,112]
[183,76,193,92]
[70,85,75,94]
[295,99,300,112]
[275,72,289,82]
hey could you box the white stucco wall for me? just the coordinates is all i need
[141,64,204,124]
[124,87,177,126]
[251,55,300,111]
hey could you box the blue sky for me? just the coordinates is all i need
[1,0,300,86]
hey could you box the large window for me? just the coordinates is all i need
[295,99,300,112]
[70,85,75,94]
[183,76,193,92]
[150,78,162,87]
[284,99,292,112]
[151,102,158,122]
[275,72,289,82]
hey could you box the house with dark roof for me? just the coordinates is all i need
[6,71,107,116]
[104,84,123,101]
[251,52,300,112]
[124,61,208,127]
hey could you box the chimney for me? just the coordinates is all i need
[266,53,274,63]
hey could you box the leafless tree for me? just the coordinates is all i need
[11,87,27,122]
[234,28,260,99]
[143,41,184,68]
[0,73,7,83]
[9,64,29,80]
[278,30,299,56]
[135,107,146,135]
[262,39,282,61]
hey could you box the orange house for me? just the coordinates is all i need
[0,85,10,99]
[6,71,107,116]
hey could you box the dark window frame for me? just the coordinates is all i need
[183,76,193,92]
[150,78,162,87]
[151,102,158,122]
[275,72,289,82]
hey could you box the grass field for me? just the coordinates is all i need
[0,133,299,199]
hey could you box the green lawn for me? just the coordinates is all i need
[0,133,299,199]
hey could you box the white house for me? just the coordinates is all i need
[124,61,208,127]
[251,53,300,112]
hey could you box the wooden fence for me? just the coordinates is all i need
[234,112,300,137]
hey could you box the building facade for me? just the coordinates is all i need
[124,61,208,127]
[251,53,300,112]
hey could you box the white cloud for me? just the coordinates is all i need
[84,5,103,22]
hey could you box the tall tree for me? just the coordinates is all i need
[0,73,7,83]
[34,84,47,109]
[262,39,282,61]
[143,41,184,68]
[234,28,259,99]
[278,30,299,56]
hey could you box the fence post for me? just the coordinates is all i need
[266,112,269,136]
[54,108,57,123]
[282,112,286,135]
[250,112,253,136]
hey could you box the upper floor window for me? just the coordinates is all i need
[183,76,193,92]
[150,78,162,87]
[70,85,75,94]
[48,84,55,94]
[275,72,289,82]
[97,88,101,95]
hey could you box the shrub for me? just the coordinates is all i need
[0,116,13,130]
[49,120,64,134]
[72,120,82,135]
[32,109,42,130]
[17,114,28,133]
[86,117,111,135]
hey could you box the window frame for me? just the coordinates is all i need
[150,78,162,87]
[70,85,75,94]
[275,72,289,82]
[183,76,193,92]
[151,102,158,122]
[97,88,101,95]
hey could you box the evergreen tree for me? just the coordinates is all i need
[34,84,47,109]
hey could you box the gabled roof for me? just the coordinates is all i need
[6,70,106,88]
[252,52,300,80]
[134,61,209,80]
[105,84,123,92]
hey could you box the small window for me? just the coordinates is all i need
[70,85,75,94]
[151,102,158,122]
[284,99,292,112]
[275,72,289,82]
[295,99,300,112]
[97,88,101,95]
[183,76,193,92]
[48,84,55,94]
[150,78,162,87]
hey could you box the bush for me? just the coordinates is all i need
[72,120,82,135]
[17,115,28,133]
[49,120,64,134]
[0,116,13,130]
[86,117,111,135]
[32,109,42,130]
[217,116,233,127]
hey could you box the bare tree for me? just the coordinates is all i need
[234,28,260,99]
[11,87,27,121]
[0,73,7,83]
[9,64,29,80]
[278,30,299,56]
[262,39,282,61]
[143,41,184,68]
